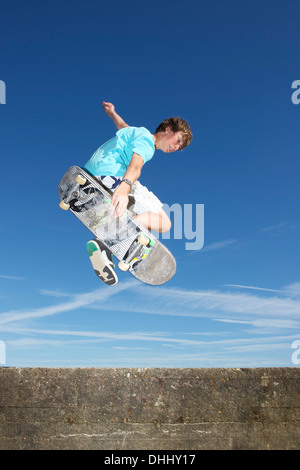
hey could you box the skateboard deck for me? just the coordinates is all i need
[58,166,176,285]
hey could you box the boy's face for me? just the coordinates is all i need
[160,127,184,153]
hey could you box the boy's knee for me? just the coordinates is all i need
[160,213,172,233]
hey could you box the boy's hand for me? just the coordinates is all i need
[110,183,129,218]
[102,101,129,129]
[102,101,115,118]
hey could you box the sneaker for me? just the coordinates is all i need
[86,239,118,286]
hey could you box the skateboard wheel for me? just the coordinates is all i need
[118,260,130,271]
[138,234,149,246]
[76,174,87,185]
[59,200,70,210]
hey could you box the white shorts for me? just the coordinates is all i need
[97,176,164,215]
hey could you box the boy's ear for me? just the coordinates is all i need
[165,125,173,135]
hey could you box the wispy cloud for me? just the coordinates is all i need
[260,221,290,234]
[282,282,300,297]
[9,338,106,347]
[3,281,299,328]
[259,221,296,237]
[1,280,300,367]
[0,280,137,326]
[0,274,24,281]
[224,284,283,294]
[197,239,238,253]
[83,284,300,324]
[215,318,300,329]
[225,283,300,298]
[113,347,151,350]
[5,322,300,372]
[39,289,74,298]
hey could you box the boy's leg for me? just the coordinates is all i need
[134,209,171,233]
[127,181,172,234]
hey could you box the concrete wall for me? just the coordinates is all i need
[0,367,299,450]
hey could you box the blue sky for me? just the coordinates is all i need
[0,0,300,367]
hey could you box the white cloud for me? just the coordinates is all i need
[260,221,290,234]
[84,284,300,323]
[6,325,300,350]
[39,289,74,298]
[283,282,300,297]
[0,274,24,281]
[225,283,300,297]
[3,281,299,330]
[0,280,137,326]
[1,280,300,367]
[215,318,300,329]
[224,284,282,293]
[196,239,238,253]
[223,343,291,353]
[8,338,106,347]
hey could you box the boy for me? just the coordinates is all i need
[84,101,193,285]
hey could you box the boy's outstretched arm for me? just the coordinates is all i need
[102,101,129,129]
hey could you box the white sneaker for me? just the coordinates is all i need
[86,239,118,286]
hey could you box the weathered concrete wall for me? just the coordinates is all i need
[0,367,299,450]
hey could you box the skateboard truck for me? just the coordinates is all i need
[118,233,154,271]
[59,174,87,210]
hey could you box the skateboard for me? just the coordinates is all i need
[58,166,176,285]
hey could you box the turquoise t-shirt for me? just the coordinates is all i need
[83,126,155,177]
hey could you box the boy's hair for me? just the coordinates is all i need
[155,117,193,150]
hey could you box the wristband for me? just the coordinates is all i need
[122,178,132,188]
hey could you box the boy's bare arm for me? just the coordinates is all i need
[110,153,144,218]
[102,101,129,129]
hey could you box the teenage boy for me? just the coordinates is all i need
[84,101,192,285]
